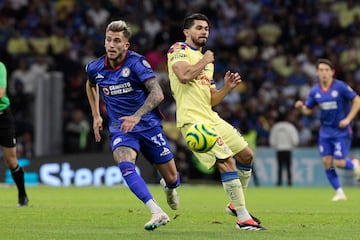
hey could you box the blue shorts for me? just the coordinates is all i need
[110,126,174,164]
[318,136,351,160]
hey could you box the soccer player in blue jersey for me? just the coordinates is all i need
[295,58,360,201]
[167,13,265,231]
[85,20,180,230]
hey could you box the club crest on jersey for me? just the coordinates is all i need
[122,67,130,77]
[331,90,338,98]
[142,59,151,68]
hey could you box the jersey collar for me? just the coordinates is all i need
[184,42,199,51]
[104,50,128,70]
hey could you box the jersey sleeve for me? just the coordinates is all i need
[167,42,189,66]
[305,87,317,108]
[85,61,97,84]
[133,57,156,83]
[340,81,357,100]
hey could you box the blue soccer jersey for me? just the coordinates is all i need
[85,50,163,133]
[305,79,356,138]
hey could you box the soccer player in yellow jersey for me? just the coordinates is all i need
[167,13,265,230]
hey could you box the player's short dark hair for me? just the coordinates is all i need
[316,58,334,69]
[183,13,209,30]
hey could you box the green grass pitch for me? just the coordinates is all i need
[0,184,359,240]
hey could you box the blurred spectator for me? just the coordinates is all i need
[269,111,299,186]
[64,109,90,153]
[143,13,162,42]
[332,0,360,29]
[16,130,34,159]
[86,1,110,30]
[6,30,29,58]
[9,80,31,121]
[288,61,308,86]
[271,50,296,78]
[145,44,167,71]
[317,2,337,28]
[256,8,282,45]
[237,36,258,64]
[28,26,50,55]
[49,25,72,58]
[9,59,34,97]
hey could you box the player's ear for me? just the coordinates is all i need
[125,41,130,50]
[183,29,189,37]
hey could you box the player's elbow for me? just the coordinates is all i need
[155,91,164,103]
[178,75,191,84]
[353,95,360,108]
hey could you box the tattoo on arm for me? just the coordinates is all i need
[134,78,164,117]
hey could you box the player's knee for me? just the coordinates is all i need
[235,152,254,166]
[334,160,345,168]
[245,152,254,165]
[166,172,180,189]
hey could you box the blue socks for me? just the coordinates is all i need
[325,167,340,190]
[118,162,152,203]
[164,172,181,189]
[220,171,239,182]
[344,158,354,170]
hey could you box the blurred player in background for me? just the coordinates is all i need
[85,20,180,231]
[0,61,29,206]
[167,13,265,231]
[295,58,360,201]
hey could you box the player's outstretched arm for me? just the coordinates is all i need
[295,100,312,115]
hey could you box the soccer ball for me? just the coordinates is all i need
[185,123,218,153]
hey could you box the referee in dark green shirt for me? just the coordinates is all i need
[0,61,28,206]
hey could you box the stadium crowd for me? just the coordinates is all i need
[1,0,360,162]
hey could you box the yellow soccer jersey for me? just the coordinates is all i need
[167,42,222,127]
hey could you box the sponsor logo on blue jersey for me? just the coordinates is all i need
[102,82,133,96]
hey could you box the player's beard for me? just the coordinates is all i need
[192,36,207,48]
[107,48,126,63]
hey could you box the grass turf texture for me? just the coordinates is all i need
[0,185,359,240]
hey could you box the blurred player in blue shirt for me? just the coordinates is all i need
[85,20,180,230]
[295,58,360,201]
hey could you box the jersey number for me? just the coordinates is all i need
[151,133,166,147]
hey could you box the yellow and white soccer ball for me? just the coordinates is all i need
[185,123,218,153]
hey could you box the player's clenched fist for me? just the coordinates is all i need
[203,50,214,63]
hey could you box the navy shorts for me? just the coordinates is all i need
[110,125,174,164]
[0,108,17,147]
[318,136,351,160]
